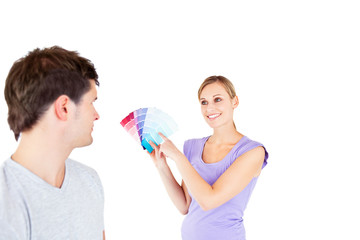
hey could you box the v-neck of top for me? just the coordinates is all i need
[7,158,70,192]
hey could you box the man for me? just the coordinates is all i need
[0,46,105,239]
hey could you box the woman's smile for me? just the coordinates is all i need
[207,113,221,120]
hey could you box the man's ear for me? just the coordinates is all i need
[54,95,70,121]
[232,96,239,109]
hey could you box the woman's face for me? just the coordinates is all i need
[199,82,238,129]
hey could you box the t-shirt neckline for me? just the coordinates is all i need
[6,157,70,192]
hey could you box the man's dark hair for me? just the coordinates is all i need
[4,46,99,141]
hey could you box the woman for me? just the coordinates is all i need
[149,75,268,240]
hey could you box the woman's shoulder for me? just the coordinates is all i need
[184,136,209,145]
[235,135,264,149]
[183,136,209,158]
[234,135,269,168]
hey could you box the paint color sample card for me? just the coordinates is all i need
[120,107,178,153]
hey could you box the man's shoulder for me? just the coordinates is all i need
[66,159,103,193]
[0,159,23,208]
[0,159,17,197]
[0,160,29,239]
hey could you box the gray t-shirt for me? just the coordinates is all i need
[0,158,104,240]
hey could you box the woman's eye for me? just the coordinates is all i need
[215,98,222,102]
[201,100,208,105]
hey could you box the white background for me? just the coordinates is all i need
[1,1,359,239]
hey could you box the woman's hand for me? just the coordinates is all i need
[148,140,168,169]
[157,132,182,161]
[148,135,192,215]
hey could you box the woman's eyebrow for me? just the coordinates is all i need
[200,94,222,100]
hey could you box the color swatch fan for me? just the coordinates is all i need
[120,107,178,153]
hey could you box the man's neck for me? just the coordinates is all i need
[12,132,72,188]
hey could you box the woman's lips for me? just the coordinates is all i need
[207,113,221,120]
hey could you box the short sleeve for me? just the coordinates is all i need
[233,139,269,169]
[261,146,269,169]
[247,142,268,169]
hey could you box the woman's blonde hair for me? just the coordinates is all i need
[198,75,238,129]
[198,75,236,100]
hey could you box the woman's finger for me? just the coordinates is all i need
[159,144,168,158]
[148,140,158,150]
[158,132,168,141]
[148,141,158,155]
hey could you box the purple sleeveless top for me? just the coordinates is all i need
[181,136,268,240]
